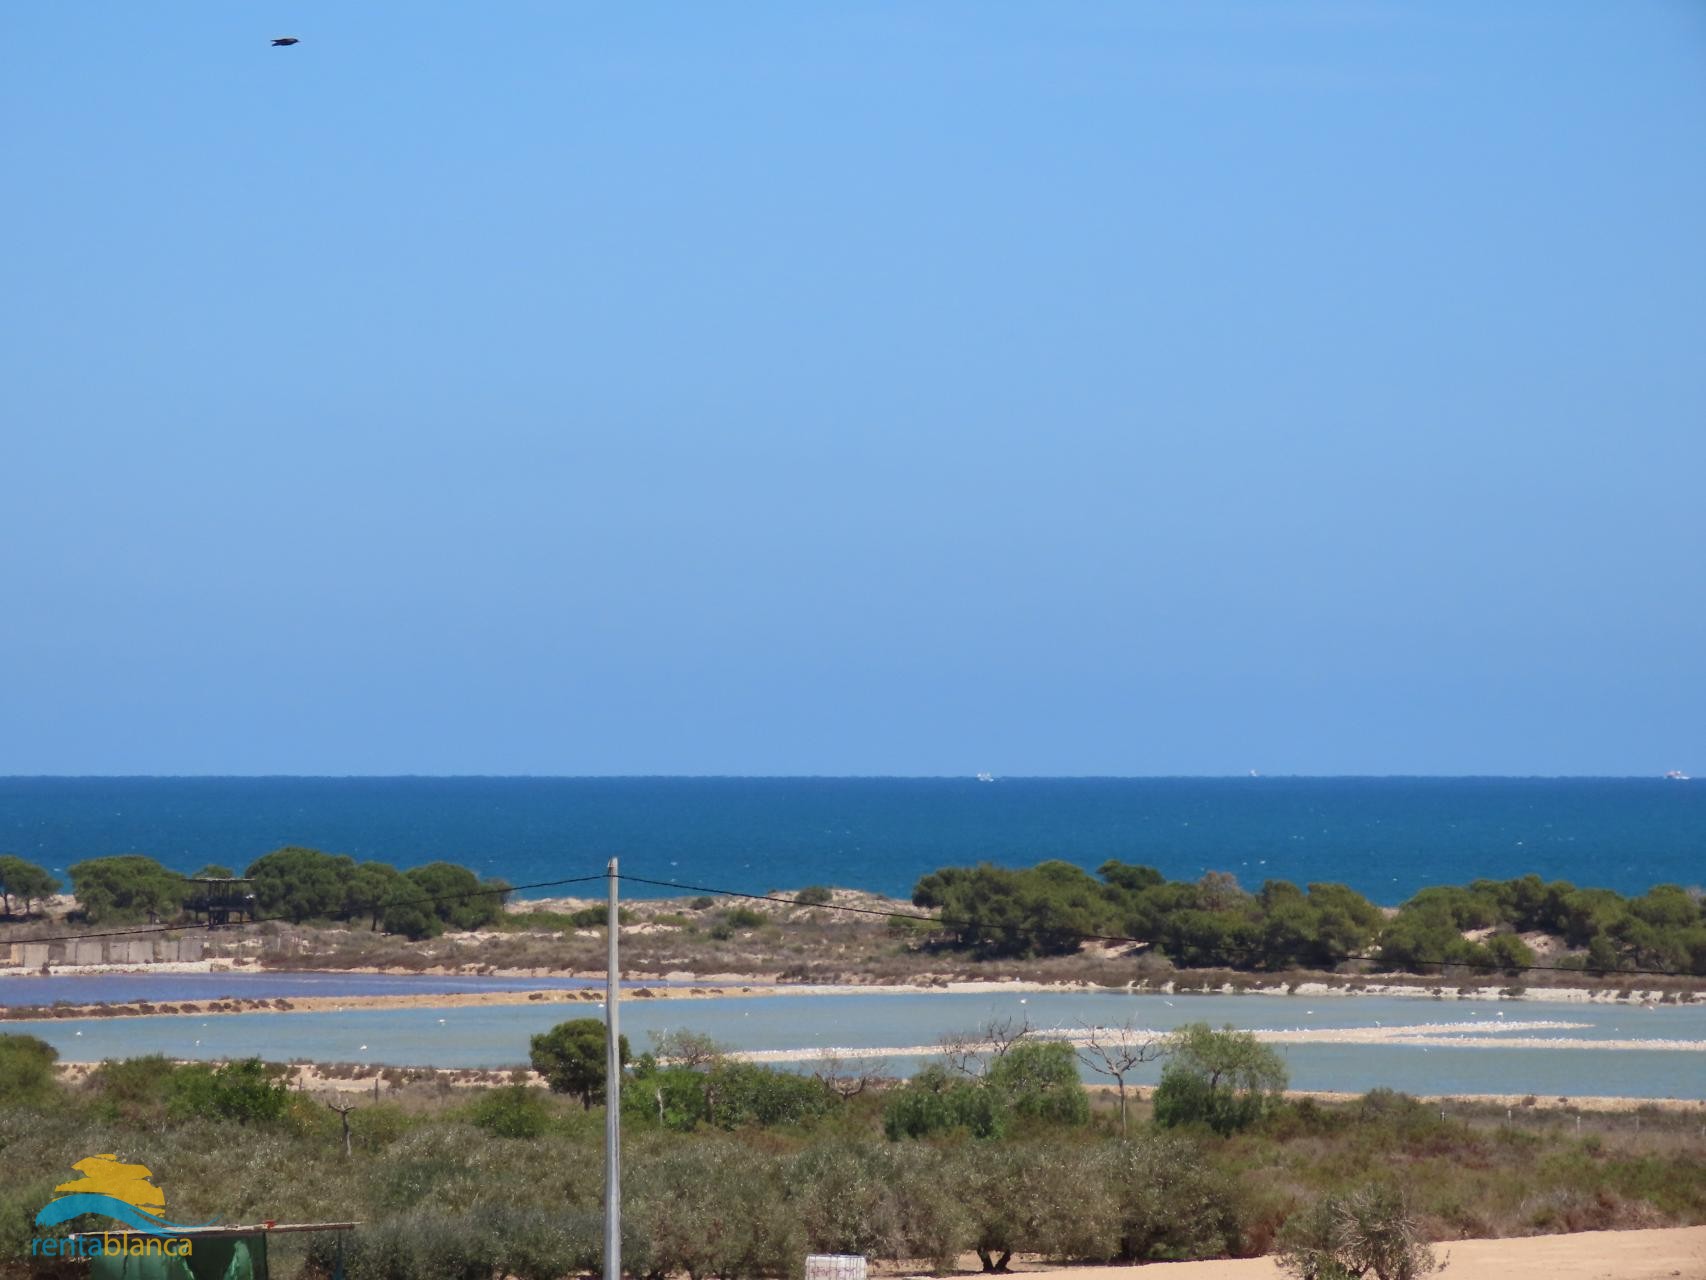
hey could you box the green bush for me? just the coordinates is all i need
[986,1041,1090,1127]
[1153,1024,1287,1136]
[1099,1135,1243,1261]
[86,1054,178,1119]
[626,1057,833,1132]
[167,1058,291,1125]
[883,1064,1009,1140]
[795,885,834,906]
[468,1085,552,1138]
[0,1034,58,1104]
[724,906,768,928]
[626,1139,802,1280]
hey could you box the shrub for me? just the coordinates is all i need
[167,1058,291,1125]
[1153,1024,1287,1136]
[86,1054,178,1118]
[0,1034,58,1104]
[788,1141,964,1263]
[625,1139,801,1280]
[985,1040,1090,1127]
[795,885,834,906]
[565,905,634,928]
[1277,1184,1439,1280]
[883,1063,1008,1140]
[704,1061,833,1129]
[468,1085,552,1138]
[724,906,768,929]
[958,1142,1120,1270]
[1099,1135,1243,1262]
[348,1103,412,1150]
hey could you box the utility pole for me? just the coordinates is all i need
[604,856,621,1280]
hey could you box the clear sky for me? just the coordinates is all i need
[3,3,1703,776]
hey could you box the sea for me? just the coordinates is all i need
[0,776,1700,904]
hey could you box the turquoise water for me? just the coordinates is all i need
[18,989,1706,1099]
[2,776,1701,901]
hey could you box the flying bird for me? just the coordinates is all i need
[271,37,300,47]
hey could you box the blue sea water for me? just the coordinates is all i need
[0,776,1699,904]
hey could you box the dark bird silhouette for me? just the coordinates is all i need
[271,37,300,47]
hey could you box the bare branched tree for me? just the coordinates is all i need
[325,1099,356,1158]
[649,1028,725,1069]
[941,1015,1034,1077]
[1075,1019,1167,1136]
[811,1052,893,1100]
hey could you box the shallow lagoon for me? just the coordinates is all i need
[12,987,1704,1100]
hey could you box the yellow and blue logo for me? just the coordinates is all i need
[35,1154,216,1234]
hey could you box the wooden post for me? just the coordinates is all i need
[326,1101,355,1158]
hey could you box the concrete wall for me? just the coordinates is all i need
[4,936,209,968]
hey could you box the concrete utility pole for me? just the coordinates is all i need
[604,857,621,1280]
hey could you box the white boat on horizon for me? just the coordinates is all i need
[1664,770,1690,781]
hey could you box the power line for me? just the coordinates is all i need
[615,874,1705,981]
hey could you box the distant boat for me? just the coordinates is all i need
[1664,770,1690,781]
[975,772,995,783]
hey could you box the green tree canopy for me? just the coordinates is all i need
[68,855,186,924]
[344,861,403,930]
[530,1018,630,1108]
[0,855,60,917]
[985,1040,1090,1127]
[1153,1023,1288,1135]
[401,861,510,933]
[246,846,358,922]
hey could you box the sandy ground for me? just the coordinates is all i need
[994,1225,1706,1279]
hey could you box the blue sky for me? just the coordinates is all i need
[3,2,1703,776]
